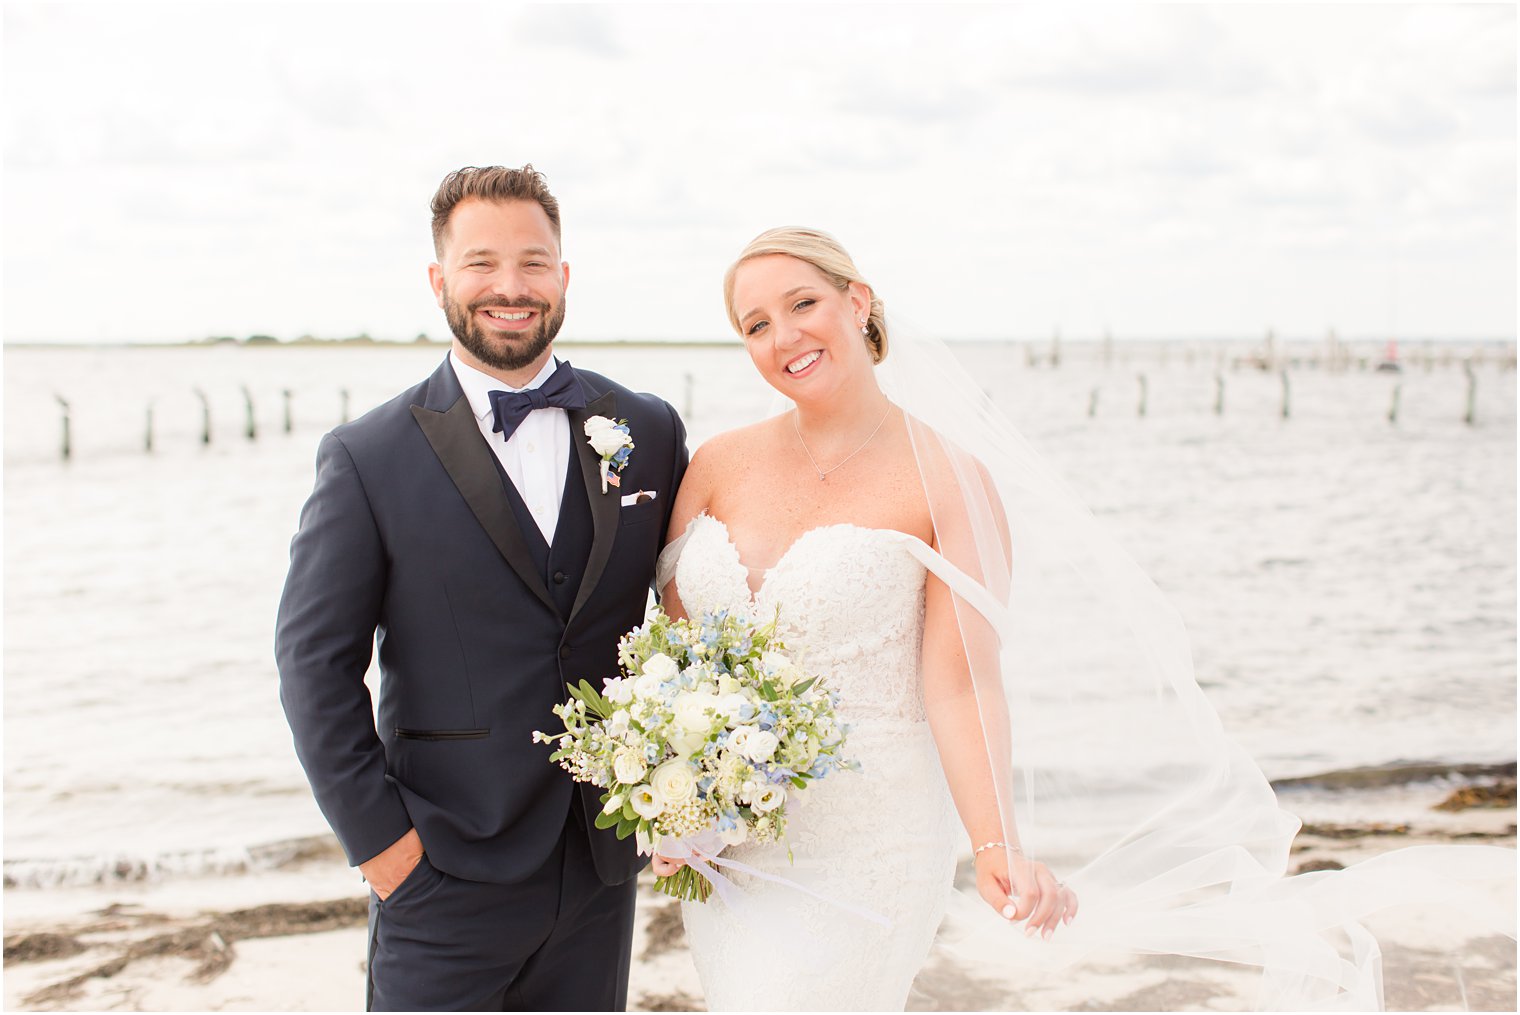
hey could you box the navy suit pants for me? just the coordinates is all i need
[366,812,637,1011]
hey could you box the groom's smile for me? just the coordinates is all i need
[483,308,534,327]
[473,299,546,335]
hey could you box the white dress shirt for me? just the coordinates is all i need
[449,351,572,544]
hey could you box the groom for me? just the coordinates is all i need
[276,165,688,1010]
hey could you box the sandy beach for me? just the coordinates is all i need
[6,770,1513,1013]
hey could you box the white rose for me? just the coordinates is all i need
[673,692,719,732]
[603,677,633,705]
[761,651,806,687]
[745,729,780,763]
[718,822,748,847]
[727,726,755,757]
[587,426,630,457]
[632,674,662,700]
[641,653,681,682]
[629,784,663,820]
[717,674,742,695]
[670,728,708,758]
[582,415,623,449]
[649,760,698,804]
[718,693,749,720]
[612,749,647,785]
[760,650,790,674]
[752,785,785,812]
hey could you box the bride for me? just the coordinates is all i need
[651,228,1514,1012]
[651,227,1071,1011]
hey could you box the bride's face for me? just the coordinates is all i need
[730,254,873,402]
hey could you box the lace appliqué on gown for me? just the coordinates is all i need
[673,514,961,1012]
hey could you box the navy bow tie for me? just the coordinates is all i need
[487,360,587,442]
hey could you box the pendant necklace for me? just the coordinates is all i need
[793,404,894,482]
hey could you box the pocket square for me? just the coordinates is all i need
[620,490,658,506]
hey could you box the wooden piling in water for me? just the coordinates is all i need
[1279,369,1291,419]
[1088,387,1099,418]
[1214,373,1225,416]
[54,394,71,461]
[193,388,211,445]
[241,385,257,440]
[339,388,351,425]
[1464,360,1477,425]
[1136,374,1148,418]
[1388,383,1401,425]
[283,389,293,433]
[145,402,155,452]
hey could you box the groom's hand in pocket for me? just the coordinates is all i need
[361,827,425,900]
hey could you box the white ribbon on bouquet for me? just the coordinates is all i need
[656,829,891,928]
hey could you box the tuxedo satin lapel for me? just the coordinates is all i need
[411,397,559,617]
[567,390,619,626]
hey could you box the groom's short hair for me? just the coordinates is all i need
[430,165,562,257]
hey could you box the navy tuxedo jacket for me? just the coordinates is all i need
[276,357,688,885]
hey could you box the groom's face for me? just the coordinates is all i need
[429,198,569,378]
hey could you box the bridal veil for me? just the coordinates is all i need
[873,314,1514,1010]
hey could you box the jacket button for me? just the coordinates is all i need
[552,570,566,585]
[559,645,571,660]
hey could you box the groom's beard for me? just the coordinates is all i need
[443,289,566,372]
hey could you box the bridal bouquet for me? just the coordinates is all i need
[533,607,856,902]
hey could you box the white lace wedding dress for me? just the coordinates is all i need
[670,513,963,1012]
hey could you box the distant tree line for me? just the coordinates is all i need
[193,332,443,347]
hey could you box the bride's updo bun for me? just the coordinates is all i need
[724,227,889,364]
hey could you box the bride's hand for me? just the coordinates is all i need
[975,847,1076,939]
[651,853,687,877]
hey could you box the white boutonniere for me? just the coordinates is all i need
[583,415,634,493]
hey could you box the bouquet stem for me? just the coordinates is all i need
[655,865,713,903]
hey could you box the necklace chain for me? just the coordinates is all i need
[793,404,894,482]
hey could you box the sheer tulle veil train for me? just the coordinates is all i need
[696,309,1515,1010]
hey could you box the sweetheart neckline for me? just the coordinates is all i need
[689,511,928,600]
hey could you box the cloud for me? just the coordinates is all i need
[1,2,1512,343]
[513,3,629,59]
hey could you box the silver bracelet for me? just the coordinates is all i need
[973,840,1023,858]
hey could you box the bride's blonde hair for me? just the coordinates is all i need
[723,227,889,364]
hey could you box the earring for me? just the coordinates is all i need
[859,318,869,336]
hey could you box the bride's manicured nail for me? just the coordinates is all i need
[1042,927,1053,941]
[1001,904,1015,919]
[1024,924,1038,937]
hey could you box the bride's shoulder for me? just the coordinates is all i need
[671,418,783,526]
[688,417,785,477]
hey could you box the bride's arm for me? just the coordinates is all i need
[920,460,1074,938]
[923,574,1074,937]
[657,440,722,623]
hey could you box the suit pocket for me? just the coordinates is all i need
[393,728,491,741]
[619,500,661,527]
[376,852,441,909]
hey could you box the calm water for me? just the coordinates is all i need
[4,341,1515,884]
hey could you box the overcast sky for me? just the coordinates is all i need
[3,1,1514,344]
